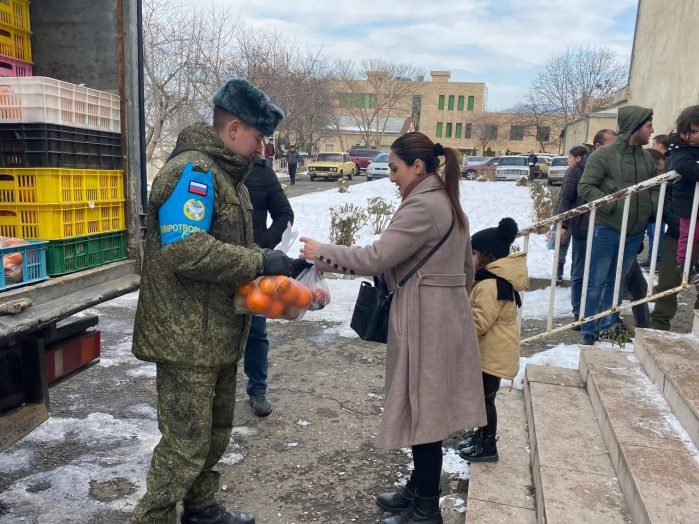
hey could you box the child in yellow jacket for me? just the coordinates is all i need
[459,217,527,462]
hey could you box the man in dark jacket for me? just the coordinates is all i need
[132,79,303,524]
[244,157,294,416]
[264,138,275,168]
[577,106,659,344]
[285,144,299,185]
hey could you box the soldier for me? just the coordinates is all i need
[131,79,306,524]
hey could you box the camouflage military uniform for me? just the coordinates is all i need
[132,123,263,523]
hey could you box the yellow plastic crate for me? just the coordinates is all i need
[0,0,31,33]
[0,201,125,240]
[0,168,124,205]
[0,21,31,62]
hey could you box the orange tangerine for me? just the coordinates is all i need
[246,289,271,313]
[280,282,299,304]
[275,275,291,291]
[266,300,285,318]
[293,286,313,309]
[258,276,278,295]
[238,281,255,295]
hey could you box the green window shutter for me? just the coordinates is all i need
[438,95,445,110]
[446,123,452,137]
[448,95,455,110]
[467,96,475,111]
[458,96,464,111]
[455,123,462,138]
[436,122,443,137]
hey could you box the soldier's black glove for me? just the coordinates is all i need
[260,250,294,276]
[291,259,313,278]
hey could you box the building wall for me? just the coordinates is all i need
[563,115,618,152]
[627,0,699,134]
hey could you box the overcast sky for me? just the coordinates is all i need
[203,0,638,109]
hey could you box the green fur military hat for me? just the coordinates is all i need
[213,78,284,136]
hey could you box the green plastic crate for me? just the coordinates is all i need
[46,230,127,275]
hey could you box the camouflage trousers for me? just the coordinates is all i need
[132,362,237,523]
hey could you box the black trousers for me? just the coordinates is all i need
[482,372,500,438]
[410,441,442,497]
[288,163,297,184]
[625,259,650,328]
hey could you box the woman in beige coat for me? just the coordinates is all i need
[300,132,485,524]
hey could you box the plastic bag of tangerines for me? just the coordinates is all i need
[234,265,331,320]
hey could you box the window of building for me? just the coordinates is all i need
[436,122,443,137]
[537,126,551,142]
[457,96,465,111]
[448,95,455,111]
[446,123,452,137]
[438,95,445,110]
[486,125,498,140]
[467,96,475,111]
[339,93,375,109]
[509,125,524,141]
[455,123,462,138]
[464,123,472,139]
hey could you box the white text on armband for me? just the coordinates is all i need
[161,224,206,237]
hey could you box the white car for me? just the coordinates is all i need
[366,153,390,181]
[547,156,569,185]
[496,156,530,181]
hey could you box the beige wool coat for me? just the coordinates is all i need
[313,175,486,449]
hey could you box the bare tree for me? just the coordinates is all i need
[512,93,564,152]
[530,46,627,122]
[334,59,424,148]
[467,112,502,156]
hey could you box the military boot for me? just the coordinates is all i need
[459,435,498,463]
[180,503,255,524]
[456,428,482,451]
[380,494,442,524]
[376,479,416,512]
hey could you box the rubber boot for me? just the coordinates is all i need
[376,479,416,512]
[456,427,482,452]
[380,494,442,524]
[459,435,498,463]
[180,503,255,524]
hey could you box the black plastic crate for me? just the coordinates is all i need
[0,123,122,169]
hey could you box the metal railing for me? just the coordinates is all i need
[519,170,699,343]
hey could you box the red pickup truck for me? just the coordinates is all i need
[348,148,382,173]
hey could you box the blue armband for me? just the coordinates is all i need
[159,162,215,245]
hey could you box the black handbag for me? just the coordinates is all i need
[350,215,455,343]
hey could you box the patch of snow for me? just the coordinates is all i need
[502,343,581,390]
[231,426,258,438]
[296,420,311,427]
[286,442,299,448]
[441,448,470,480]
[522,286,572,320]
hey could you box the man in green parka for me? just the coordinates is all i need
[577,105,659,345]
[131,79,304,524]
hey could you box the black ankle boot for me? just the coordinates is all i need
[380,494,442,524]
[456,428,482,451]
[459,434,498,463]
[376,480,416,512]
[180,503,255,524]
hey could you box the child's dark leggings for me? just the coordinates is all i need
[482,372,501,438]
[410,441,443,497]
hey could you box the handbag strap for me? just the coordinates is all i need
[396,214,456,289]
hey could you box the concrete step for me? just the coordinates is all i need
[693,310,699,338]
[524,364,631,523]
[466,388,536,523]
[634,328,699,449]
[579,347,699,524]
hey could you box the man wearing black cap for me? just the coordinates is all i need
[131,79,306,524]
[577,106,659,345]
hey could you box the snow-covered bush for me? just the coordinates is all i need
[366,196,395,234]
[329,203,367,246]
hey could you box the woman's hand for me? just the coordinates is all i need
[299,237,322,260]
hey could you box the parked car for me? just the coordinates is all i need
[496,156,531,181]
[462,156,500,180]
[307,152,356,181]
[536,155,552,176]
[461,156,485,178]
[366,153,390,180]
[547,156,569,185]
[348,148,381,172]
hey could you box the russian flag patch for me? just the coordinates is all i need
[189,181,208,196]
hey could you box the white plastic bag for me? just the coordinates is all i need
[276,222,298,254]
[296,266,331,311]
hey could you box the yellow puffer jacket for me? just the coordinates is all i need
[470,252,528,379]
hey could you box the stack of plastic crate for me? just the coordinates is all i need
[0,76,126,282]
[0,0,32,78]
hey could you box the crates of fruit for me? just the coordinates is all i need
[0,123,121,168]
[0,236,48,291]
[0,77,120,133]
[45,230,126,275]
[0,56,31,78]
